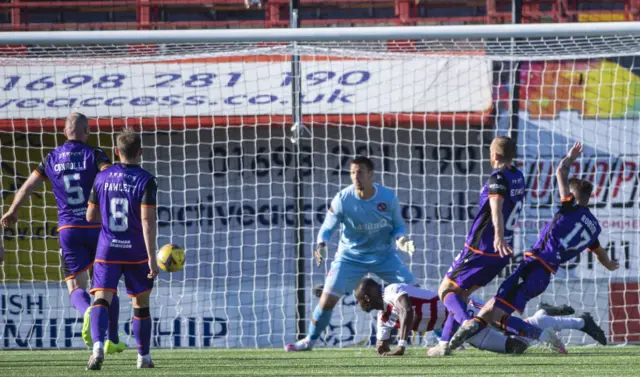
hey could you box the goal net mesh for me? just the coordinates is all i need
[0,33,639,348]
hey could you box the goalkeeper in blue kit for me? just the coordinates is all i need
[285,156,416,352]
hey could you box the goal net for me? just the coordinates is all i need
[1,24,639,349]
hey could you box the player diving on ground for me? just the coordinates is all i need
[354,278,607,356]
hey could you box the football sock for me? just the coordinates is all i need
[70,288,91,315]
[108,294,120,343]
[501,315,543,339]
[526,312,584,331]
[442,292,472,324]
[308,305,333,342]
[90,299,110,344]
[133,307,152,356]
[440,315,459,342]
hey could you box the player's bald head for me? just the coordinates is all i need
[64,112,90,142]
[354,278,380,299]
[354,278,383,312]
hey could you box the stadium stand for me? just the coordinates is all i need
[0,0,637,31]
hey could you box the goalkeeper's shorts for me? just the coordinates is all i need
[323,252,414,296]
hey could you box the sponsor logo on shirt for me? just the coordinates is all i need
[354,219,389,232]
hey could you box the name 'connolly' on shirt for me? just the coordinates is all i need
[54,161,86,172]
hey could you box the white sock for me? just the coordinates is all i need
[438,340,449,346]
[305,337,317,346]
[554,317,585,330]
[138,353,151,360]
[93,341,103,354]
[526,313,585,331]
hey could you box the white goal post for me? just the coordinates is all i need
[1,22,639,349]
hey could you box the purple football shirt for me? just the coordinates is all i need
[525,194,601,273]
[35,140,111,230]
[89,163,157,263]
[464,166,525,255]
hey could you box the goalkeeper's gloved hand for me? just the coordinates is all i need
[314,243,327,267]
[396,236,415,256]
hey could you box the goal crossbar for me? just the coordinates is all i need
[2,21,640,44]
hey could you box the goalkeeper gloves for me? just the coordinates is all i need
[396,236,415,256]
[314,243,327,267]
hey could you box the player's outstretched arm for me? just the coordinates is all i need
[315,195,342,266]
[556,141,583,199]
[0,237,4,265]
[383,295,414,356]
[490,195,512,257]
[591,246,619,271]
[1,172,45,227]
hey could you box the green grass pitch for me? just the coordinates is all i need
[1,347,638,376]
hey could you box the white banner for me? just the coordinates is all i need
[0,58,492,118]
[0,284,377,349]
[0,280,614,349]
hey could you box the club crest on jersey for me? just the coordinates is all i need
[377,203,387,212]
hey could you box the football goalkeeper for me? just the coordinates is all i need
[285,156,416,352]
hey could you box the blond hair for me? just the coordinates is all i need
[491,136,516,161]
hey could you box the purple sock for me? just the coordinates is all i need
[500,315,543,339]
[108,295,120,343]
[90,304,109,344]
[443,292,472,324]
[440,314,459,342]
[69,288,91,315]
[133,308,152,356]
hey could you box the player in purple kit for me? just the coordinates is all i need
[448,142,619,353]
[85,128,159,370]
[0,113,124,353]
[431,136,547,356]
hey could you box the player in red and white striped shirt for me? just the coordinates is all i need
[354,278,606,356]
